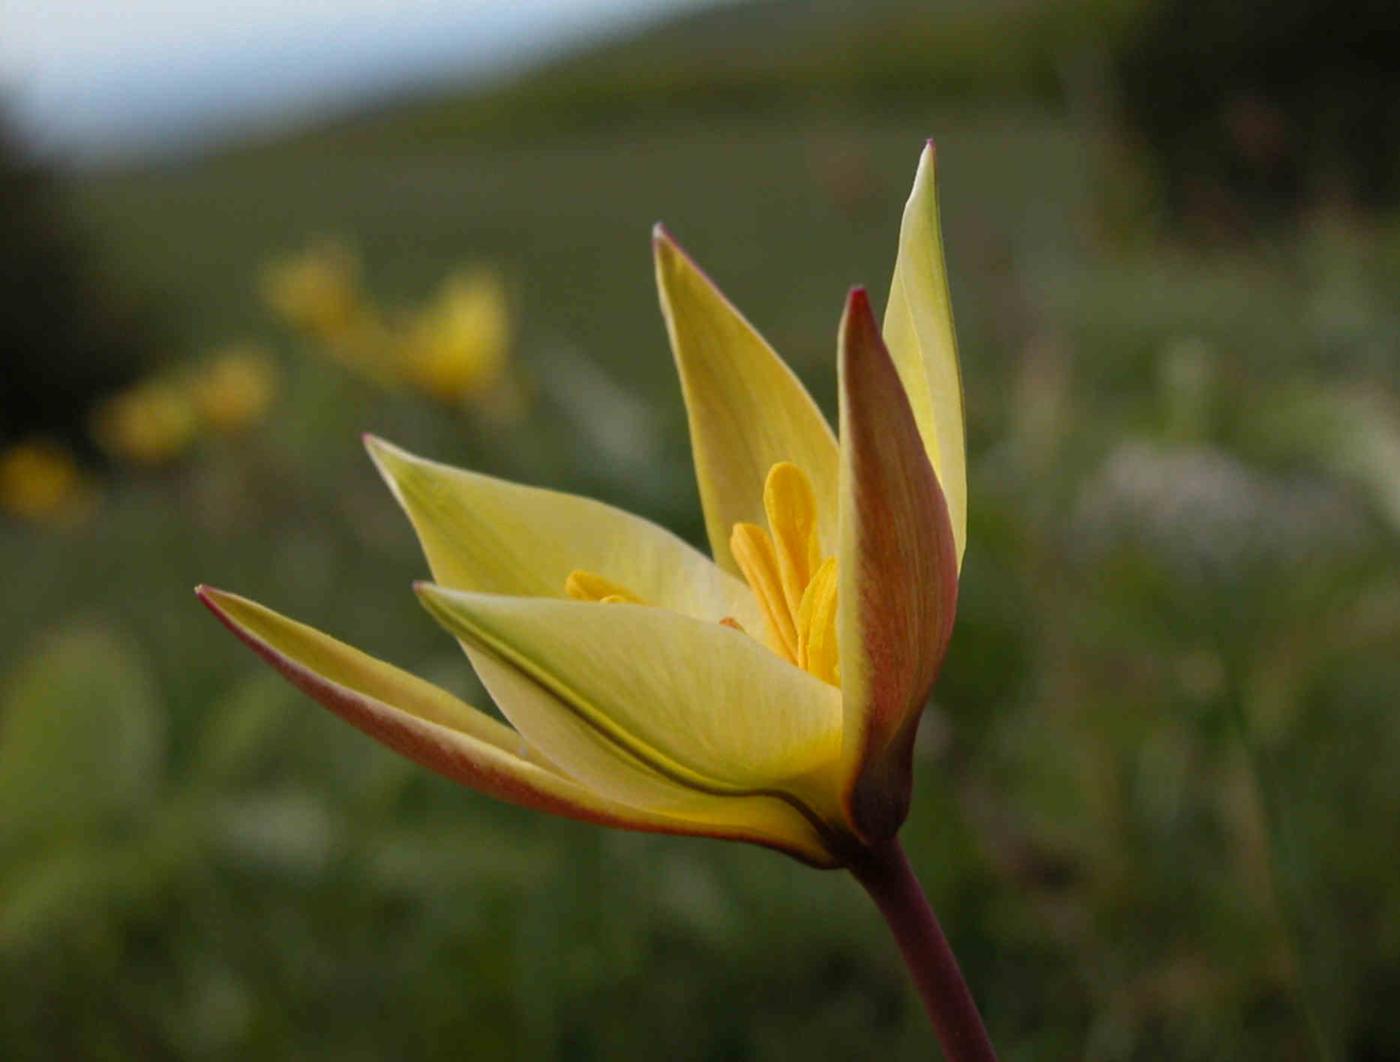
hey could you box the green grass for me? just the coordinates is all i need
[3,19,1400,1059]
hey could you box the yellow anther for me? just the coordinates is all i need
[796,556,839,685]
[564,569,644,604]
[729,462,839,686]
[730,521,799,663]
[763,461,822,617]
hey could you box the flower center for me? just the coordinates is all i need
[564,462,839,686]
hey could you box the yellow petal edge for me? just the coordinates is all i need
[883,141,967,569]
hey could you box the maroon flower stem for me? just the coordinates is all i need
[849,839,999,1062]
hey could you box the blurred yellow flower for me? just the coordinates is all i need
[397,269,511,404]
[261,241,367,345]
[91,380,198,467]
[0,439,93,524]
[261,240,397,383]
[191,345,279,435]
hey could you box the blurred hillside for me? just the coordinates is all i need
[280,0,1142,149]
[3,1,1400,1059]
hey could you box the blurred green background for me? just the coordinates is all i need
[3,0,1400,1058]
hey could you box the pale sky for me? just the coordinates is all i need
[0,0,713,158]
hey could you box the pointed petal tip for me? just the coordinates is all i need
[412,580,455,614]
[840,285,884,357]
[361,432,395,460]
[910,141,938,188]
[652,226,713,284]
[195,583,233,616]
[362,434,421,486]
[196,585,251,640]
[652,223,690,267]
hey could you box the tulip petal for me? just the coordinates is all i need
[883,142,967,569]
[415,584,844,819]
[837,290,959,842]
[653,226,839,572]
[366,436,758,629]
[197,586,835,865]
[465,643,837,865]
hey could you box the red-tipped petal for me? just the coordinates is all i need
[196,586,838,865]
[835,289,959,842]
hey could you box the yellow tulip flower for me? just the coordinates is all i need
[201,141,964,865]
[200,145,992,1056]
[0,439,93,524]
[397,269,511,404]
[91,379,198,467]
[190,345,279,435]
[260,241,365,345]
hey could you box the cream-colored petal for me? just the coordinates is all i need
[366,435,757,629]
[837,290,959,843]
[883,142,968,569]
[653,226,839,571]
[466,644,837,865]
[196,586,836,865]
[415,584,844,819]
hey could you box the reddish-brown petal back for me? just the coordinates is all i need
[837,289,959,842]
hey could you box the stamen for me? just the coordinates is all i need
[729,462,840,686]
[730,522,798,662]
[796,556,839,685]
[763,461,822,617]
